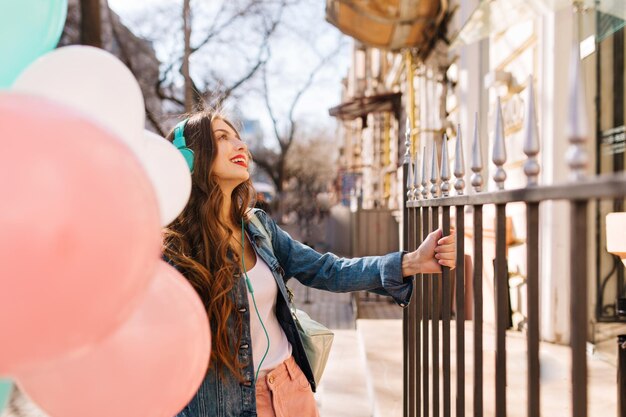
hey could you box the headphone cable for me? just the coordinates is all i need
[241,219,271,384]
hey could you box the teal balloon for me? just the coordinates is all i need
[0,378,12,412]
[0,0,68,88]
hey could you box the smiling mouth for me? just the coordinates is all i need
[230,157,248,168]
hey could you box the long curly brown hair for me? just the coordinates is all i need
[162,110,254,380]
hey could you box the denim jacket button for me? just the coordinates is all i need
[240,343,249,350]
[238,307,247,313]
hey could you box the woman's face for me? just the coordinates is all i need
[211,118,250,189]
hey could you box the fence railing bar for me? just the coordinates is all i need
[455,206,465,417]
[406,173,626,208]
[495,203,508,417]
[473,205,484,417]
[454,122,466,417]
[471,113,484,417]
[404,298,410,417]
[407,205,416,417]
[526,202,540,417]
[422,207,431,417]
[571,201,588,417]
[432,207,440,417]
[412,149,422,417]
[403,152,411,417]
[442,206,452,417]
[524,77,541,417]
[492,93,509,417]
[568,18,589,417]
[415,207,422,417]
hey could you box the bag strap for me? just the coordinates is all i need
[248,209,298,315]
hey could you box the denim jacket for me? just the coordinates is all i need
[175,209,413,417]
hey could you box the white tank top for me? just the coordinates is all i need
[244,249,292,373]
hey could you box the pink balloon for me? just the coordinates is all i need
[0,92,161,373]
[16,261,211,417]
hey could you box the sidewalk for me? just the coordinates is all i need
[288,280,372,416]
[315,330,371,417]
[356,319,619,417]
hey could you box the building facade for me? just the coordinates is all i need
[328,0,625,346]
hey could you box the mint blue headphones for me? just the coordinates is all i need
[173,118,194,172]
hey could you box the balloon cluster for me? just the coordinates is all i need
[0,2,210,416]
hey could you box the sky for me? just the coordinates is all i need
[107,0,351,146]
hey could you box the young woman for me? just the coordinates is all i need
[163,110,456,417]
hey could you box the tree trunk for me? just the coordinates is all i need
[182,0,193,112]
[80,0,102,47]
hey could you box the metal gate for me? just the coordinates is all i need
[401,53,626,417]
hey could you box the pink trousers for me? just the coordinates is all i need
[255,356,320,417]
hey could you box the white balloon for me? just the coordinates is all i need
[139,131,192,226]
[12,46,144,150]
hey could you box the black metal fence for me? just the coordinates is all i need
[401,56,626,417]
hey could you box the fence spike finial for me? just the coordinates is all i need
[566,25,589,180]
[421,145,429,199]
[523,76,541,186]
[454,123,466,195]
[492,97,507,190]
[412,149,420,200]
[430,139,440,198]
[440,134,451,197]
[403,117,411,165]
[471,112,484,192]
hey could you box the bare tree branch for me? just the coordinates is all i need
[146,110,166,136]
[150,0,293,119]
[261,62,283,148]
[156,0,243,84]
[252,152,280,186]
[190,1,251,54]
[286,41,343,141]
[215,2,285,105]
[182,0,193,111]
[159,59,178,84]
[253,34,343,198]
[214,42,269,107]
[191,0,292,55]
[108,5,167,134]
[155,82,185,107]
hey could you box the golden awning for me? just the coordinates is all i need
[325,0,447,51]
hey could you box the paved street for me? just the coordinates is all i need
[288,280,622,417]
